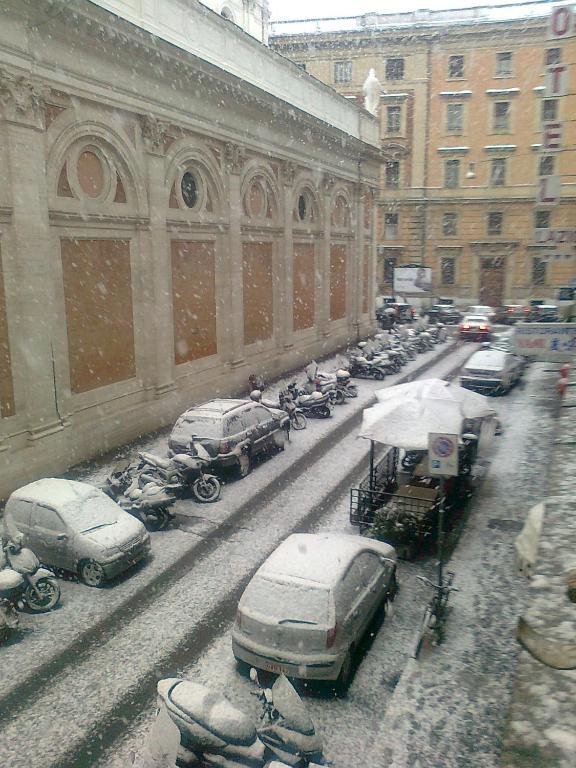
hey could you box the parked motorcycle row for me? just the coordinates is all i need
[0,326,450,646]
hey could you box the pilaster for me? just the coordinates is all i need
[320,174,335,337]
[280,161,295,348]
[224,143,246,366]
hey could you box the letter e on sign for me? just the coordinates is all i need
[543,122,563,151]
[548,6,574,39]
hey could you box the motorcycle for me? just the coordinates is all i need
[304,362,345,405]
[137,668,323,768]
[335,369,358,398]
[0,540,61,634]
[347,354,388,381]
[286,383,332,419]
[118,475,177,531]
[250,389,307,431]
[136,449,221,504]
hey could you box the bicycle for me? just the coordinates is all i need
[412,570,459,659]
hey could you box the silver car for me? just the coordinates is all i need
[3,479,150,587]
[460,348,524,395]
[232,533,398,692]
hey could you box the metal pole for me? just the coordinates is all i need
[437,475,445,586]
[369,440,375,492]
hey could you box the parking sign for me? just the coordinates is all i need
[428,433,459,477]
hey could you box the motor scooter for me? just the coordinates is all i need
[250,389,307,431]
[286,383,332,419]
[135,668,323,768]
[0,540,61,620]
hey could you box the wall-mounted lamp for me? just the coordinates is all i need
[465,162,476,180]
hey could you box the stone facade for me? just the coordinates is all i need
[271,4,576,307]
[0,0,379,497]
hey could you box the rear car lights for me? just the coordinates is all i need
[326,624,338,648]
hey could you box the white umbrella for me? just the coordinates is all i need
[359,399,464,450]
[374,378,495,420]
[360,379,496,449]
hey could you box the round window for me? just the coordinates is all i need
[181,171,198,209]
[297,194,307,221]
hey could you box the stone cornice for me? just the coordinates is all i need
[48,210,150,229]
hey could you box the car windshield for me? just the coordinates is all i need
[242,576,330,624]
[180,415,223,438]
[65,493,120,533]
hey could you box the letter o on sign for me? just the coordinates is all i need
[551,7,572,38]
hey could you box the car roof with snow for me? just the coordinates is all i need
[464,350,508,369]
[9,478,101,507]
[186,399,249,416]
[463,314,489,322]
[256,533,396,586]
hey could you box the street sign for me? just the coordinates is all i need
[428,433,459,477]
[513,323,576,362]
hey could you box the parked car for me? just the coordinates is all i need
[493,305,527,324]
[168,399,289,477]
[425,304,461,324]
[2,479,151,586]
[527,304,560,323]
[460,348,524,394]
[467,305,496,321]
[459,314,492,341]
[232,533,398,690]
[489,333,528,370]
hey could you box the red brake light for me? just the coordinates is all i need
[219,440,231,453]
[462,324,470,330]
[479,325,488,330]
[326,624,337,648]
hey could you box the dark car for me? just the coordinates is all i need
[168,399,289,477]
[426,304,462,324]
[493,305,527,324]
[527,304,560,323]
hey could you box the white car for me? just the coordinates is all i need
[232,533,398,691]
[3,479,150,586]
[467,305,496,321]
[460,348,524,395]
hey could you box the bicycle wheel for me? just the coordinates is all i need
[412,606,433,659]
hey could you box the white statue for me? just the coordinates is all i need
[363,68,381,116]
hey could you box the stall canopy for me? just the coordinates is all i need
[359,378,496,450]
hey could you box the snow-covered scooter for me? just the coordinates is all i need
[136,669,323,768]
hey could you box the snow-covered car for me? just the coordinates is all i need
[460,348,524,395]
[2,479,150,586]
[232,533,398,690]
[168,399,289,478]
[467,305,496,321]
[459,314,492,341]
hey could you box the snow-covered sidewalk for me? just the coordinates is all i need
[500,366,576,768]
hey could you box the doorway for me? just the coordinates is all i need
[480,257,505,307]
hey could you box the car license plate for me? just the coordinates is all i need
[263,661,290,675]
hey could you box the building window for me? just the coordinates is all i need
[334,60,352,84]
[496,51,513,77]
[384,256,397,282]
[444,159,460,189]
[539,155,555,176]
[490,158,507,187]
[545,47,561,66]
[487,212,504,235]
[448,55,465,79]
[542,98,558,123]
[534,210,551,229]
[442,212,458,236]
[446,103,463,133]
[385,161,400,188]
[181,172,199,208]
[441,257,456,284]
[387,106,401,134]
[493,101,510,132]
[385,58,404,80]
[384,213,399,239]
[532,257,546,285]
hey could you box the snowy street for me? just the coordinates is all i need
[0,343,560,768]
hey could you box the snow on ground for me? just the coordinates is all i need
[91,362,560,768]
[1,340,483,768]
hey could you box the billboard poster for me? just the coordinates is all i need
[513,323,576,362]
[393,267,432,294]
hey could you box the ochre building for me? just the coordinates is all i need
[0,0,380,496]
[271,4,576,306]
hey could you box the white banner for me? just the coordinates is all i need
[513,323,576,361]
[393,267,432,294]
